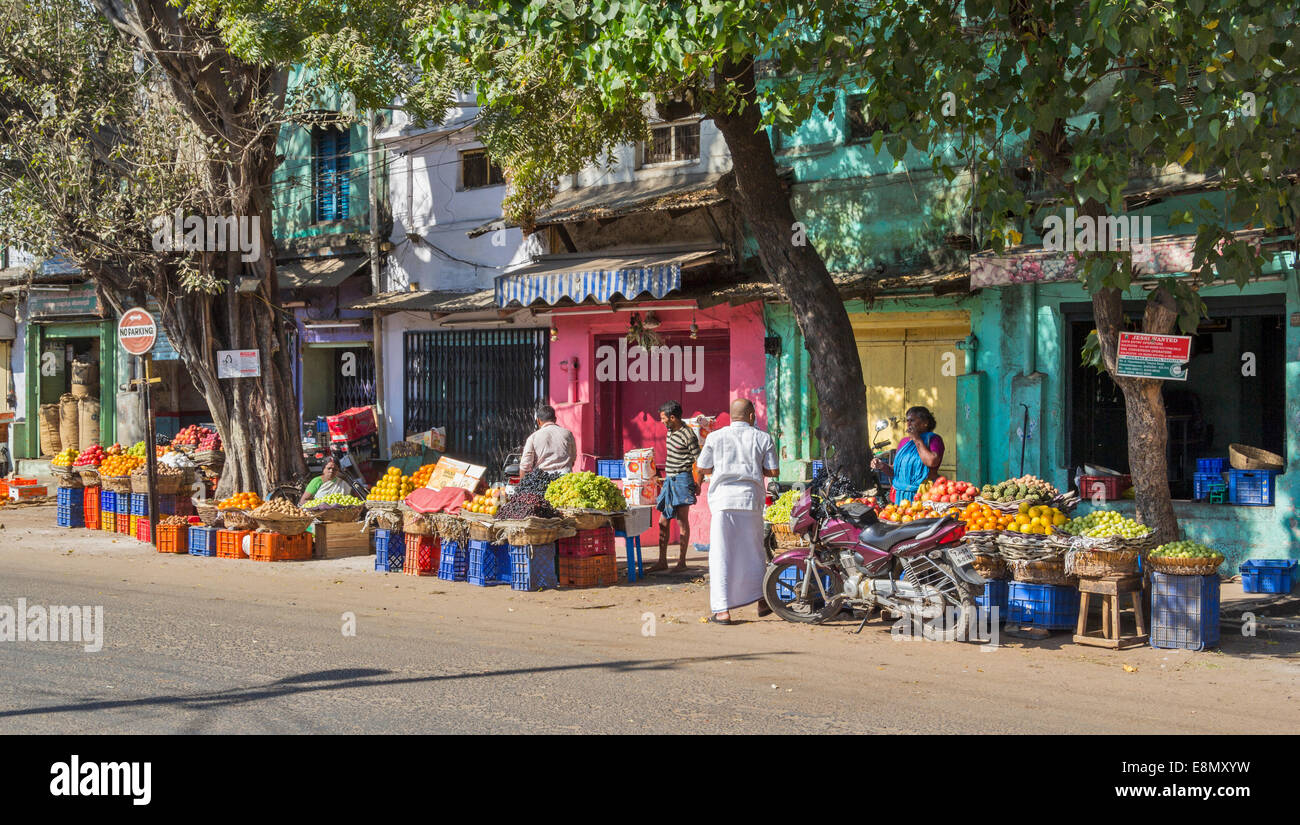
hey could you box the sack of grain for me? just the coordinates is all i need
[71,359,98,398]
[39,403,62,456]
[59,393,80,453]
[78,397,101,452]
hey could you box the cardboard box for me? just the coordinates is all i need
[407,427,446,453]
[685,415,717,447]
[10,485,48,500]
[623,448,656,482]
[622,478,660,506]
[311,522,373,559]
[423,456,487,493]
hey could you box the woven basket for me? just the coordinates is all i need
[1229,443,1284,472]
[465,516,500,542]
[101,475,132,494]
[220,508,257,531]
[496,516,568,547]
[1147,555,1225,576]
[963,530,1001,554]
[1066,548,1140,578]
[306,504,363,523]
[251,515,313,536]
[193,500,220,526]
[1011,556,1077,586]
[560,508,618,530]
[131,470,186,494]
[76,468,102,486]
[1119,533,1158,553]
[972,553,1008,580]
[402,508,437,536]
[363,504,403,531]
[192,449,225,468]
[432,513,469,544]
[997,532,1055,561]
[53,468,83,489]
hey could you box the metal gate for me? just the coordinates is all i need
[404,329,549,480]
[334,347,376,410]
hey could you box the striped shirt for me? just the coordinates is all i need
[665,426,701,475]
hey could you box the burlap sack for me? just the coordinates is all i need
[78,397,100,452]
[39,403,62,456]
[59,393,79,453]
[70,359,98,398]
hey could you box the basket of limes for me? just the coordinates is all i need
[1148,541,1225,576]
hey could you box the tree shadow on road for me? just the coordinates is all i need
[0,652,795,721]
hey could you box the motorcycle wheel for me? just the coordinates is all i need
[762,559,844,624]
[921,593,978,643]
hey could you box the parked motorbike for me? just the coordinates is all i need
[762,473,986,641]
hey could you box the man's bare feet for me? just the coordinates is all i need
[671,562,690,572]
[644,561,670,573]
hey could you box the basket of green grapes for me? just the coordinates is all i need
[302,493,365,523]
[1147,541,1225,576]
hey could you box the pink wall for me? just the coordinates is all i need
[548,300,767,550]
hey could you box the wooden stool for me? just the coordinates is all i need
[1074,574,1148,649]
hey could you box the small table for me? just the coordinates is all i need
[1074,574,1148,649]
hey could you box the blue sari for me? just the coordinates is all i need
[891,432,936,503]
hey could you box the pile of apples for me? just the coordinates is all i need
[172,424,218,449]
[917,476,979,504]
[74,444,107,467]
[878,499,941,523]
[198,429,222,451]
[465,488,508,516]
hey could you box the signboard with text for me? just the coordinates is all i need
[217,349,261,379]
[117,308,158,356]
[27,283,103,319]
[1116,332,1192,381]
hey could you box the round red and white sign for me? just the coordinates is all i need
[117,308,157,356]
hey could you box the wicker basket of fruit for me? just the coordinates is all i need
[971,553,1008,580]
[433,513,469,544]
[996,532,1054,561]
[302,494,364,523]
[193,500,220,526]
[401,507,437,536]
[1066,547,1140,578]
[217,491,262,530]
[1147,541,1225,576]
[1010,556,1077,587]
[249,499,314,536]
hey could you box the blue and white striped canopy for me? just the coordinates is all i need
[495,262,682,307]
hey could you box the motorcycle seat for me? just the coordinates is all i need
[858,518,949,552]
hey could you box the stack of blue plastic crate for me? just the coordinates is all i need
[595,459,624,480]
[467,538,511,586]
[510,543,558,591]
[437,540,468,581]
[56,487,85,528]
[373,528,404,572]
[1007,582,1080,630]
[1150,572,1219,650]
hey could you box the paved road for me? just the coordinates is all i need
[2,505,1298,733]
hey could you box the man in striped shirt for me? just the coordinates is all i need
[650,400,700,573]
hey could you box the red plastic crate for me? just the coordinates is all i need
[1078,475,1131,502]
[83,487,101,529]
[216,529,251,559]
[403,534,440,576]
[249,531,313,562]
[116,513,131,535]
[135,519,151,544]
[155,524,188,554]
[558,527,615,558]
[558,554,618,587]
[326,406,377,442]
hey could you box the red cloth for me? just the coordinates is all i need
[404,486,472,514]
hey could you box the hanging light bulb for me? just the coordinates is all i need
[689,314,699,340]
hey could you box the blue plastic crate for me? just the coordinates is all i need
[1007,582,1080,630]
[1196,457,1227,474]
[130,493,148,516]
[57,487,79,507]
[56,503,85,528]
[100,489,118,514]
[1151,572,1219,650]
[157,494,178,516]
[1240,559,1297,594]
[188,525,218,557]
[437,541,468,581]
[811,459,825,478]
[1227,469,1277,506]
[596,459,625,480]
[510,543,558,591]
[976,579,1009,625]
[467,539,510,586]
[776,564,836,602]
[1192,472,1227,501]
[373,529,404,572]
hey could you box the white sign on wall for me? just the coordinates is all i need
[217,349,260,379]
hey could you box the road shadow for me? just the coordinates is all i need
[0,652,795,721]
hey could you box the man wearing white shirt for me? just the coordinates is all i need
[694,398,780,624]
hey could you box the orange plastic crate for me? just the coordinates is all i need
[403,534,440,576]
[116,513,131,535]
[155,523,188,554]
[558,554,618,588]
[83,487,100,529]
[100,511,115,531]
[249,531,313,562]
[216,530,251,559]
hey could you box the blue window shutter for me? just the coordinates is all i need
[336,130,351,221]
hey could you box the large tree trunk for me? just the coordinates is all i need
[1091,285,1180,543]
[709,58,872,484]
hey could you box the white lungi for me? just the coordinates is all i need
[709,508,767,612]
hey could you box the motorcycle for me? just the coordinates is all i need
[762,473,986,642]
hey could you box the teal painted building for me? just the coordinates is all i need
[763,87,1299,568]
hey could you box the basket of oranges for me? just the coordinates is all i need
[366,467,413,505]
[217,491,263,530]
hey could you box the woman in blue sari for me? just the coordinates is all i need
[870,406,946,504]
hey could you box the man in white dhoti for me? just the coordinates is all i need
[694,398,780,624]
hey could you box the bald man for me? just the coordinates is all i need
[693,399,780,624]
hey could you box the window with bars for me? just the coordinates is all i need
[642,121,701,165]
[313,127,352,222]
[461,149,505,189]
[846,94,935,144]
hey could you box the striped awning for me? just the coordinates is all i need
[494,248,722,307]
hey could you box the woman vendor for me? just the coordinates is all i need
[299,457,352,505]
[870,406,945,503]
